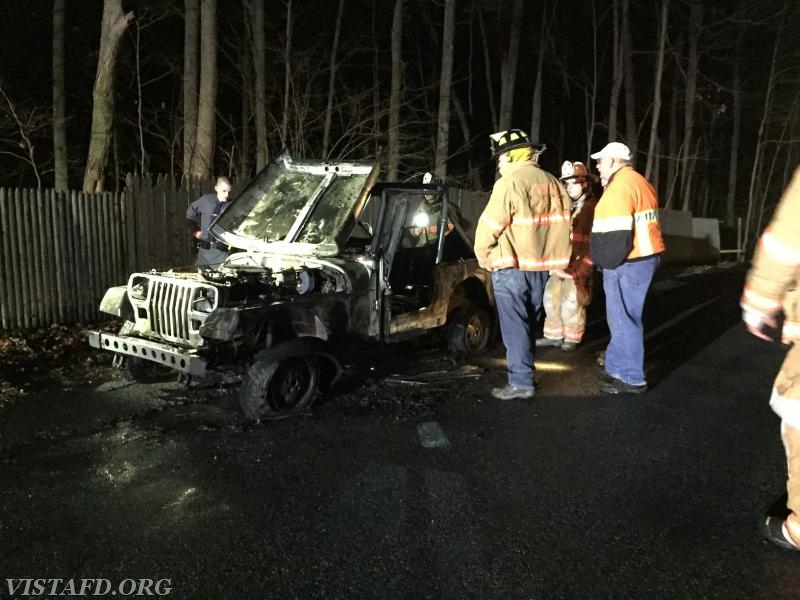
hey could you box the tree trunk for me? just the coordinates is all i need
[679,0,701,211]
[53,0,67,191]
[387,0,403,180]
[529,1,548,143]
[182,0,199,177]
[645,0,668,181]
[252,0,267,170]
[725,62,742,227]
[134,22,147,173]
[607,0,623,141]
[240,0,252,178]
[281,0,293,146]
[434,0,456,178]
[743,23,782,252]
[371,2,381,157]
[725,11,745,227]
[664,78,679,208]
[583,0,601,163]
[622,0,636,156]
[82,0,134,192]
[322,0,346,159]
[498,0,523,131]
[477,8,497,132]
[451,93,480,188]
[190,0,217,178]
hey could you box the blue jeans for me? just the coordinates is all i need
[491,269,548,390]
[602,255,660,385]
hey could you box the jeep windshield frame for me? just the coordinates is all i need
[211,151,378,256]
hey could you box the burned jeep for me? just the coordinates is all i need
[88,152,494,420]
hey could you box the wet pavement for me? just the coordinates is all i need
[1,264,798,599]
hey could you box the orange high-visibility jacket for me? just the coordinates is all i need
[590,166,665,269]
[742,165,800,343]
[474,161,572,271]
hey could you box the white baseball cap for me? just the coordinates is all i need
[590,142,632,161]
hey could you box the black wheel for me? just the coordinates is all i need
[121,356,176,383]
[239,343,322,421]
[447,307,492,356]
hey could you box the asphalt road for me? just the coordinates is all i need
[1,263,797,600]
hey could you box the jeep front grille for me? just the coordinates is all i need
[151,279,195,344]
[128,274,218,347]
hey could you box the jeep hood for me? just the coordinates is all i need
[211,151,379,257]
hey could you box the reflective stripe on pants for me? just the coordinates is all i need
[542,275,586,343]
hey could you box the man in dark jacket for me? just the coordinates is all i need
[187,176,232,269]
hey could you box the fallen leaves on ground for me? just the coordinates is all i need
[0,321,119,411]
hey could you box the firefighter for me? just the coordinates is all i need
[741,165,800,551]
[405,173,453,248]
[536,161,599,351]
[474,129,572,400]
[590,142,665,394]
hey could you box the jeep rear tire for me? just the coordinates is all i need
[239,343,322,421]
[447,307,492,356]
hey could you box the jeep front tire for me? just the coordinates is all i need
[239,344,321,420]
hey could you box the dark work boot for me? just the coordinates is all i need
[599,376,647,394]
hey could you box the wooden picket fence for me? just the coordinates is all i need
[0,174,217,331]
[0,177,488,332]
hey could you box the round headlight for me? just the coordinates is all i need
[129,278,149,300]
[194,288,217,313]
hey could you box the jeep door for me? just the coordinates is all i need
[371,187,452,339]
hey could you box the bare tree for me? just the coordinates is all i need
[82,0,135,192]
[240,0,252,178]
[0,85,47,188]
[477,6,497,131]
[743,17,782,252]
[679,0,701,211]
[607,0,623,141]
[53,0,67,190]
[664,79,680,209]
[725,6,745,227]
[182,0,199,176]
[434,0,456,178]
[498,0,523,131]
[133,21,147,173]
[190,0,217,177]
[371,2,382,157]
[252,0,268,169]
[645,0,669,181]
[387,0,403,179]
[622,0,637,156]
[583,0,602,162]
[529,0,550,143]
[322,0,346,160]
[281,0,293,145]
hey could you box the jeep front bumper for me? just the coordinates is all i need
[87,331,207,377]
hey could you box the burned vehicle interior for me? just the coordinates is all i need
[348,185,477,314]
[88,152,493,421]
